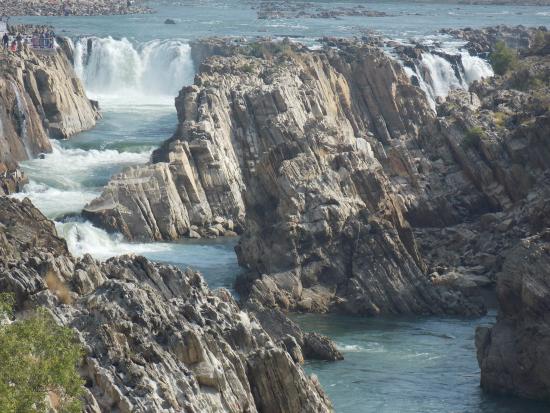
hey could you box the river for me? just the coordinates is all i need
[11,1,550,411]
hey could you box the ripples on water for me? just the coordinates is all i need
[294,313,550,413]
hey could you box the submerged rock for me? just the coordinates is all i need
[0,196,333,412]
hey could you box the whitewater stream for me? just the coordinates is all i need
[11,1,550,411]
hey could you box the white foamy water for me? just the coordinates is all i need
[15,140,151,219]
[404,48,493,110]
[11,182,99,219]
[74,37,194,106]
[459,51,494,84]
[21,140,151,189]
[419,53,465,101]
[57,221,172,260]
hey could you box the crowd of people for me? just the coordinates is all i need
[1,20,56,53]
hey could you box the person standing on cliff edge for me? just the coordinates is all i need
[2,33,9,51]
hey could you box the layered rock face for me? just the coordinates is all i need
[476,232,550,401]
[0,45,99,194]
[467,33,550,401]
[0,196,332,413]
[85,39,488,316]
[87,32,550,321]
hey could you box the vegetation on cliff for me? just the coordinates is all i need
[489,41,518,75]
[0,294,84,413]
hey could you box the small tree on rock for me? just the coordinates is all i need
[0,294,84,413]
[489,41,518,76]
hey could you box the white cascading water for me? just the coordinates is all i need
[56,220,172,260]
[459,51,494,84]
[13,37,196,260]
[12,141,151,218]
[408,49,493,111]
[74,37,194,106]
[10,81,32,158]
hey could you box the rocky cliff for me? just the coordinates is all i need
[85,31,550,321]
[469,31,550,401]
[0,196,332,412]
[84,39,487,316]
[0,45,99,194]
[476,232,550,401]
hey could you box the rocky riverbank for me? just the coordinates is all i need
[476,232,550,401]
[81,26,550,401]
[0,196,334,412]
[252,2,389,20]
[0,0,152,17]
[464,28,550,401]
[83,37,481,317]
[0,42,99,194]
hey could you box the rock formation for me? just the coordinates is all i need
[0,43,99,194]
[467,29,550,401]
[86,29,550,321]
[253,2,389,19]
[85,39,487,316]
[0,196,333,412]
[441,25,547,55]
[0,0,152,16]
[476,232,550,401]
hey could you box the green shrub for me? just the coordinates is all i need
[489,41,518,76]
[463,127,486,149]
[0,295,84,413]
[242,63,255,73]
[532,30,550,53]
[493,112,508,129]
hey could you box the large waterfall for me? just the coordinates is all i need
[73,37,194,105]
[14,36,197,261]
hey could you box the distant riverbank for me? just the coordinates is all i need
[0,0,152,17]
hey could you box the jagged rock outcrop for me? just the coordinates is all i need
[0,196,333,413]
[441,25,546,55]
[87,30,550,318]
[0,44,99,194]
[475,232,550,401]
[84,39,432,242]
[85,39,489,316]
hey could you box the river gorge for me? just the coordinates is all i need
[1,1,550,412]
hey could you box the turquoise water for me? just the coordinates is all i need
[12,0,550,42]
[295,313,549,413]
[10,2,550,411]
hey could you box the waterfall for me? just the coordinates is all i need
[404,49,493,111]
[418,53,466,101]
[73,37,194,105]
[9,81,32,159]
[56,220,171,259]
[459,51,494,84]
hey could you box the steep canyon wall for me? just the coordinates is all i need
[0,45,99,194]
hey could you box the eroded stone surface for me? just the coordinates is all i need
[0,197,332,412]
